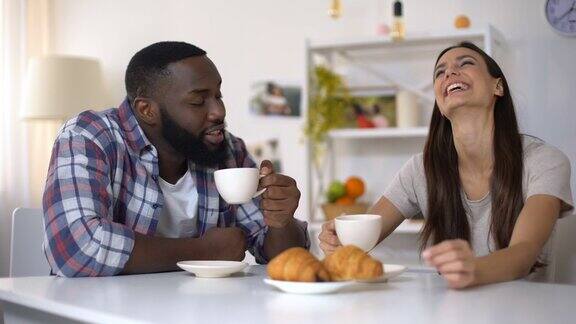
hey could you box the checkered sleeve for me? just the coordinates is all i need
[231,137,310,264]
[43,131,134,277]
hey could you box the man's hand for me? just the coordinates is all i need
[423,239,477,289]
[258,160,300,228]
[201,227,247,261]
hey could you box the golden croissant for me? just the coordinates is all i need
[267,247,331,282]
[323,245,383,281]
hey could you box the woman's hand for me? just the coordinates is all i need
[318,220,342,255]
[423,239,477,289]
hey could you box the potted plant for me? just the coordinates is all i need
[304,66,351,218]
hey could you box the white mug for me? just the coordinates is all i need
[335,214,382,251]
[214,168,266,204]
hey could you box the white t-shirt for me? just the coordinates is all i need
[383,136,574,281]
[156,170,199,238]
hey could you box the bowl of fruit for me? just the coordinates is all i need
[322,176,369,220]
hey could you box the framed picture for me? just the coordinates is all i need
[246,138,283,173]
[249,81,301,117]
[343,94,396,129]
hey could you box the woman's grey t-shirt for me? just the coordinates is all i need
[383,136,574,281]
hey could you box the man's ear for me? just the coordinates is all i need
[133,97,159,125]
[495,79,504,97]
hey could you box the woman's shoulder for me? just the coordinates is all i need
[407,152,424,164]
[522,135,570,167]
[398,153,425,177]
[521,135,574,216]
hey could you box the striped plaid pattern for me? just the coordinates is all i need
[43,99,308,277]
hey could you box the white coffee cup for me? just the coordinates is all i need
[335,214,382,251]
[214,168,266,204]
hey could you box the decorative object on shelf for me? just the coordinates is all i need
[347,94,395,128]
[328,0,342,19]
[391,0,405,41]
[371,104,390,128]
[344,176,365,199]
[395,90,420,128]
[454,15,471,29]
[375,0,390,36]
[305,66,350,208]
[326,180,346,203]
[326,177,365,204]
[249,81,301,117]
[545,0,576,37]
[377,23,391,36]
[322,176,368,220]
[305,66,350,146]
[322,203,369,221]
[353,103,376,128]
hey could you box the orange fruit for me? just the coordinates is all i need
[454,15,470,29]
[336,196,355,206]
[345,176,365,199]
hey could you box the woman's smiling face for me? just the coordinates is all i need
[433,47,503,117]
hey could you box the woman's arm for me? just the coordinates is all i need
[318,196,406,255]
[423,194,561,289]
[370,196,409,242]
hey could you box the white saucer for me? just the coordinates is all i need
[177,261,248,278]
[263,278,354,294]
[355,264,407,283]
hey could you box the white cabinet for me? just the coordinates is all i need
[304,26,504,263]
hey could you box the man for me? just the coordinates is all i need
[43,41,309,277]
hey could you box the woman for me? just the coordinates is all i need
[318,42,573,289]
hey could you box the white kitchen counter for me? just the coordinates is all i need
[1,265,575,324]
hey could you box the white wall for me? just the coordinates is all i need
[50,0,576,282]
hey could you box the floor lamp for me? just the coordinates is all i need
[21,55,108,205]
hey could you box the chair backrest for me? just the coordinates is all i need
[9,207,51,277]
[553,214,576,284]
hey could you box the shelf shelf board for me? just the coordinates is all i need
[308,220,423,234]
[308,25,502,53]
[328,127,429,139]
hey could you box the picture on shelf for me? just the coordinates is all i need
[342,94,396,129]
[249,81,301,117]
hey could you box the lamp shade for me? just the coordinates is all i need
[22,55,107,120]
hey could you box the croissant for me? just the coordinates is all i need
[323,245,383,281]
[267,247,331,282]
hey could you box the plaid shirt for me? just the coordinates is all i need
[43,99,309,277]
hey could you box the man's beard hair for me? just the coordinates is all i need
[160,106,228,167]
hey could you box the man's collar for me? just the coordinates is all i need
[118,98,153,153]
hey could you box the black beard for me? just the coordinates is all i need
[160,107,228,167]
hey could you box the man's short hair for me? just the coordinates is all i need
[125,41,206,104]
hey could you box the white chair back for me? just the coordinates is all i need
[554,214,576,284]
[9,207,51,277]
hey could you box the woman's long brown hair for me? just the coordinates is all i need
[421,42,524,255]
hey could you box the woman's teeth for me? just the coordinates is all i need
[446,82,469,95]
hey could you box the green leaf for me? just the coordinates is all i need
[304,66,350,160]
